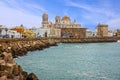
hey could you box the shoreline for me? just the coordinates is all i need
[0,37,120,80]
[0,39,57,80]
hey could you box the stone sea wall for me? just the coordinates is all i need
[0,38,57,80]
[54,37,120,43]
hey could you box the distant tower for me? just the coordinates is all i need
[55,15,61,24]
[97,23,108,37]
[42,13,49,28]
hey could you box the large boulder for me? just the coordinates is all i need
[0,52,14,63]
[48,39,57,46]
[22,71,28,80]
[0,52,39,80]
[0,75,7,80]
[26,73,39,80]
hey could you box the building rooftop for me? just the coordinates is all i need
[62,16,70,21]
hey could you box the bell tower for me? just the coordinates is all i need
[42,13,49,28]
[55,15,61,24]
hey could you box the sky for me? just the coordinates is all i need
[0,0,120,30]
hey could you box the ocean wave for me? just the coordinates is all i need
[74,45,81,48]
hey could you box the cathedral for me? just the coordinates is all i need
[41,13,87,38]
[42,13,82,28]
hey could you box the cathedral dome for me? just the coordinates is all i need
[62,16,70,21]
[61,16,71,24]
[42,13,48,21]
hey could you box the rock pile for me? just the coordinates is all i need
[0,39,58,80]
[0,52,39,80]
[0,39,57,58]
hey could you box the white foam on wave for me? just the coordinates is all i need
[82,71,97,77]
[38,61,49,69]
[74,45,81,48]
[67,70,96,77]
[98,76,112,80]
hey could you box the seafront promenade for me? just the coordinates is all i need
[0,37,120,80]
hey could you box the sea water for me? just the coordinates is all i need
[15,42,120,80]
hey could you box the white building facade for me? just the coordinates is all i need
[0,25,21,38]
[7,30,21,38]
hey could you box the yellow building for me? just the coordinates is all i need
[24,30,36,38]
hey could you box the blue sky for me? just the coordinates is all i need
[0,0,120,30]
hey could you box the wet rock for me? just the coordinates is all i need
[0,71,8,77]
[26,73,39,80]
[0,65,13,74]
[0,52,39,80]
[12,65,22,75]
[7,74,14,79]
[0,52,14,63]
[0,60,5,65]
[0,75,7,80]
[22,71,28,80]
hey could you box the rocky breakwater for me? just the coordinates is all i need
[0,52,38,80]
[0,38,57,80]
[0,39,57,58]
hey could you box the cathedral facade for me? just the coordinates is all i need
[41,13,87,38]
[42,13,82,28]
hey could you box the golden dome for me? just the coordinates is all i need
[62,16,70,21]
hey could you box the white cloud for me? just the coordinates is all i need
[25,3,47,12]
[0,1,45,28]
[107,18,120,30]
[64,0,120,30]
[63,9,69,16]
[65,0,116,17]
[1,0,47,13]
